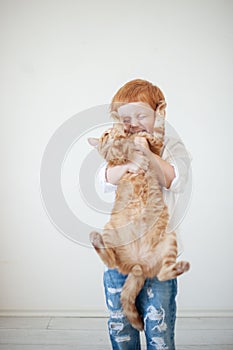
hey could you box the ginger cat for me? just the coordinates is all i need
[88,104,190,331]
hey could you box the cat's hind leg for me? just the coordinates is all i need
[156,231,190,281]
[89,231,116,268]
[157,259,190,281]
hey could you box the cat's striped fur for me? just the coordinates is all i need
[89,107,190,331]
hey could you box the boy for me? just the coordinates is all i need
[98,79,191,349]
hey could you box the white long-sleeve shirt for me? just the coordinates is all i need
[97,134,192,254]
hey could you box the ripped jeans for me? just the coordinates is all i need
[104,268,177,350]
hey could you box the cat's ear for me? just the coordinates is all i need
[88,137,99,147]
[110,111,120,121]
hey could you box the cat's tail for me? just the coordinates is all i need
[120,264,145,331]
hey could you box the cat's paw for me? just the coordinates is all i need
[131,152,149,172]
[158,260,190,281]
[175,261,190,275]
[89,231,105,249]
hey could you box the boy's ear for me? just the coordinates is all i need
[156,100,167,118]
[88,137,99,147]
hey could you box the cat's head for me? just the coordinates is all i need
[88,122,124,146]
[88,123,127,162]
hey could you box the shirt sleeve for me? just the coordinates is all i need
[98,162,117,193]
[162,137,192,193]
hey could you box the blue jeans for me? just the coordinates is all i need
[104,268,177,350]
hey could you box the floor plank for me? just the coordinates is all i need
[0,329,109,346]
[177,347,233,350]
[48,317,107,330]
[1,328,233,346]
[0,346,107,350]
[176,317,233,330]
[176,329,233,345]
[0,316,232,349]
[0,317,50,330]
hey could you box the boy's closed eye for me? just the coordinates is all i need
[137,115,147,120]
[123,117,131,124]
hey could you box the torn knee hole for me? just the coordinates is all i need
[109,322,124,332]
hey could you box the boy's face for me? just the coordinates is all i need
[117,102,155,134]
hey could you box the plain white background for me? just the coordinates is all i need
[1,0,233,316]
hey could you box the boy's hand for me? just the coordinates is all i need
[134,136,150,149]
[126,162,141,174]
[127,150,149,174]
[106,153,148,185]
[134,136,153,160]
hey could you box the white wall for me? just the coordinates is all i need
[1,0,233,316]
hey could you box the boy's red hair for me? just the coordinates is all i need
[110,79,166,112]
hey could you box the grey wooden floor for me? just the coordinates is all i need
[0,316,233,349]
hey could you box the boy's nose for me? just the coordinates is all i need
[130,118,144,133]
[130,125,142,133]
[131,117,139,126]
[124,118,144,133]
